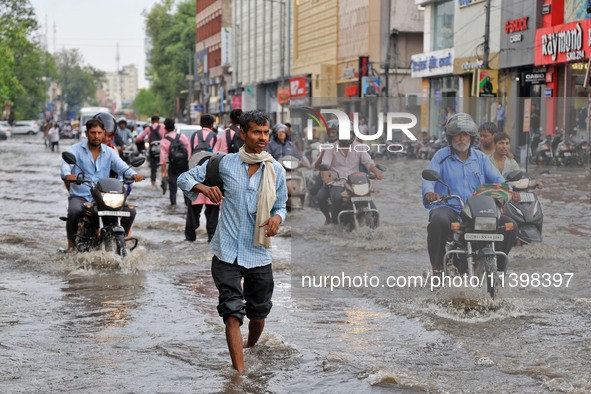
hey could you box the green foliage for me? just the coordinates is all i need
[0,0,54,119]
[54,49,105,119]
[144,0,195,117]
[133,89,157,118]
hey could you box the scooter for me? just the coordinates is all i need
[279,155,310,210]
[60,152,144,258]
[504,176,543,245]
[574,140,589,166]
[422,169,522,299]
[320,164,386,231]
[556,134,577,166]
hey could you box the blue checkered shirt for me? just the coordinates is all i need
[178,153,287,268]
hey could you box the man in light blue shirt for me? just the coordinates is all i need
[61,116,143,251]
[178,110,287,373]
[422,113,518,277]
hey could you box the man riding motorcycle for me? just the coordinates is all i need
[422,113,519,277]
[321,120,384,225]
[61,114,144,251]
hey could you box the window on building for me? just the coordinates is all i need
[433,0,454,50]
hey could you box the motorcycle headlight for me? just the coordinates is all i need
[474,217,497,231]
[102,193,125,208]
[351,183,369,196]
[144,142,150,149]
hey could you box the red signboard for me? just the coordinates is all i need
[345,84,358,98]
[289,76,308,98]
[535,19,591,66]
[278,88,290,104]
[505,17,528,34]
[231,96,242,109]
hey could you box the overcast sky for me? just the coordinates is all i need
[29,0,162,89]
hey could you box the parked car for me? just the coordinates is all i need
[0,121,12,138]
[11,120,39,135]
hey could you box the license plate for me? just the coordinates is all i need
[519,192,536,202]
[464,233,504,241]
[564,152,571,157]
[350,196,373,202]
[98,211,131,217]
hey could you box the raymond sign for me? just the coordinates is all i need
[535,19,591,65]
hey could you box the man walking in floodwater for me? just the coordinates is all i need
[178,110,287,372]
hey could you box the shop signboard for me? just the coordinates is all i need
[521,72,546,86]
[411,49,454,78]
[289,76,308,98]
[535,19,591,66]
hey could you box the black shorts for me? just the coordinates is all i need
[211,255,274,325]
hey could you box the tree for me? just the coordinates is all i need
[54,49,105,119]
[144,0,195,117]
[0,0,55,120]
[132,88,157,118]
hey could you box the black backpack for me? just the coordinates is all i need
[149,125,162,157]
[165,134,188,171]
[225,126,244,153]
[190,129,217,156]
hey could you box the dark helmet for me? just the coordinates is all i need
[273,123,288,140]
[93,112,117,135]
[444,113,477,146]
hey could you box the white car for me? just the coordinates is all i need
[177,124,202,141]
[11,120,39,135]
[0,121,12,138]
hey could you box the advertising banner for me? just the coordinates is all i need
[535,19,591,66]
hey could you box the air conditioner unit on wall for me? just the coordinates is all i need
[404,93,421,108]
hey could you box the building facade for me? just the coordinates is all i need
[195,0,232,125]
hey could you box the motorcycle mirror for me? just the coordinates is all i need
[62,151,77,165]
[318,164,330,171]
[376,164,387,172]
[130,156,145,167]
[505,170,523,182]
[421,169,440,182]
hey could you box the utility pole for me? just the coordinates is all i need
[482,0,491,123]
[483,0,491,69]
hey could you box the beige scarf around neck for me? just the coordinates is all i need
[239,145,277,249]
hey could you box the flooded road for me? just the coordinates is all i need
[1,135,590,392]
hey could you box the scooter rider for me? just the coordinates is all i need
[61,114,144,251]
[321,120,384,225]
[266,123,303,161]
[422,113,519,277]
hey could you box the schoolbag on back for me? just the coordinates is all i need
[190,129,217,156]
[165,134,188,171]
[149,125,162,157]
[225,126,244,153]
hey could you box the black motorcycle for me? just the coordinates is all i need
[61,152,144,258]
[422,169,522,299]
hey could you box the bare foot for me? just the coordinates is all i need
[323,217,332,225]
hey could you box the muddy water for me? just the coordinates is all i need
[1,135,590,392]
